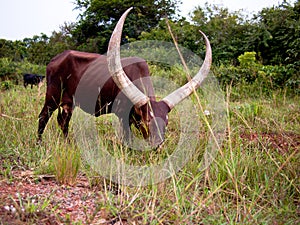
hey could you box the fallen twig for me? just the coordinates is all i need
[0,113,21,120]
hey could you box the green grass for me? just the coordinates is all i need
[0,78,299,224]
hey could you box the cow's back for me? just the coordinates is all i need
[45,50,153,111]
[46,50,101,86]
[45,50,102,105]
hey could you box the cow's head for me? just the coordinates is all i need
[131,100,170,147]
[107,8,212,147]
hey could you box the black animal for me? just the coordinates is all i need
[38,8,212,147]
[23,74,45,88]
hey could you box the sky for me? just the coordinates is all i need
[0,0,296,41]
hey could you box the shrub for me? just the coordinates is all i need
[1,80,14,90]
[0,58,16,80]
[214,52,298,94]
[238,52,257,68]
[0,57,46,85]
[15,59,46,76]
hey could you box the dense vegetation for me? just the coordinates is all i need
[0,0,299,224]
[0,0,299,92]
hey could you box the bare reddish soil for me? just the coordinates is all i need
[0,172,110,224]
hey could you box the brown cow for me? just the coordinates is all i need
[38,7,212,147]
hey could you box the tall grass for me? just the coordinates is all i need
[52,139,80,185]
[0,69,299,224]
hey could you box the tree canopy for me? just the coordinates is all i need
[72,0,181,53]
[0,0,299,78]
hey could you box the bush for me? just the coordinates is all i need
[15,59,46,76]
[0,57,46,85]
[1,80,14,90]
[214,52,298,94]
[238,52,257,68]
[0,58,16,80]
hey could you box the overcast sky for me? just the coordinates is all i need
[0,0,296,41]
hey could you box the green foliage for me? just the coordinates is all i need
[215,51,299,94]
[0,57,46,87]
[73,0,181,53]
[191,3,252,64]
[238,51,257,68]
[1,80,14,90]
[0,58,16,79]
[0,0,299,93]
[142,0,299,71]
[140,18,203,55]
[15,59,46,76]
[252,0,300,66]
[23,30,76,65]
[0,39,26,61]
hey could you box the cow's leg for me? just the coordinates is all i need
[38,88,61,142]
[38,104,57,141]
[57,103,73,138]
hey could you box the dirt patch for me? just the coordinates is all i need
[240,132,300,154]
[0,171,110,224]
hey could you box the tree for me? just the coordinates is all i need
[0,39,27,61]
[72,0,181,53]
[48,23,77,56]
[23,34,51,65]
[251,0,300,66]
[141,3,253,65]
[191,3,254,65]
[21,23,77,65]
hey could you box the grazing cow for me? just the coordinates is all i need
[23,74,45,88]
[38,8,212,147]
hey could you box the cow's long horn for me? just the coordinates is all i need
[107,7,149,108]
[162,31,212,109]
